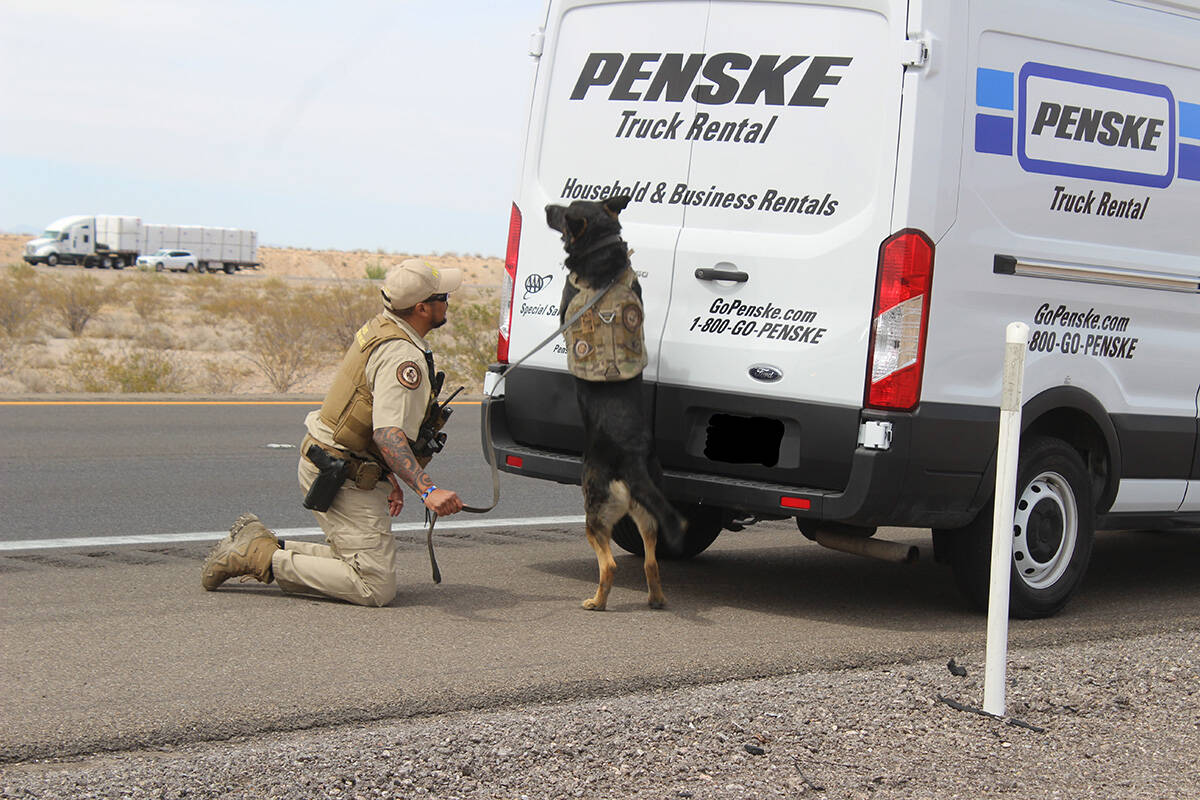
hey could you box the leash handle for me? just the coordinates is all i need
[425,509,442,584]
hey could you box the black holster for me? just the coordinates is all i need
[303,444,350,512]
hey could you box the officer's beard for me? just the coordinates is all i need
[431,315,448,329]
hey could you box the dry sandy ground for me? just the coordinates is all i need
[0,234,504,396]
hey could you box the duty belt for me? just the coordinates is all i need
[301,434,384,490]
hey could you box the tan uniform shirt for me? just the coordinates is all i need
[305,311,432,450]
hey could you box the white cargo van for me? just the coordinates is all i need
[484,0,1200,617]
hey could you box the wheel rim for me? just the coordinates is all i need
[1012,470,1077,589]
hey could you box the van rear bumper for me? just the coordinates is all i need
[482,390,997,530]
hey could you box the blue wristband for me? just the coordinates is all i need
[421,485,437,501]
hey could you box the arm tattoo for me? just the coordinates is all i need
[373,426,434,495]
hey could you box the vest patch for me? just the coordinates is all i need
[397,361,423,389]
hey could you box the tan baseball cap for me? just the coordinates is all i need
[382,258,464,309]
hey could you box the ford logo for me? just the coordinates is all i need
[748,364,783,382]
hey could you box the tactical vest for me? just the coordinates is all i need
[318,313,435,459]
[563,266,648,381]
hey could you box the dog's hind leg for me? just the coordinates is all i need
[581,478,632,611]
[628,502,666,608]
[583,523,617,611]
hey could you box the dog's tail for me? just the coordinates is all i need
[627,470,687,554]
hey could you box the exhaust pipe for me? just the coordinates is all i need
[813,529,918,564]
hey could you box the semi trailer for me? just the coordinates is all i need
[23,215,259,273]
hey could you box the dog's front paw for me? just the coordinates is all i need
[648,595,666,610]
[582,597,607,611]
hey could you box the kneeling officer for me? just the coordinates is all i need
[201,258,465,606]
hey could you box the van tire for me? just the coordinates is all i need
[937,435,1094,618]
[611,503,723,560]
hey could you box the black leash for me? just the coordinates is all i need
[423,238,628,583]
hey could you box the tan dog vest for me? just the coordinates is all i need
[319,313,434,459]
[564,266,648,381]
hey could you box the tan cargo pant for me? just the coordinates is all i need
[270,456,398,607]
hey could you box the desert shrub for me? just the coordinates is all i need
[183,273,224,305]
[306,281,380,352]
[199,358,256,394]
[0,333,20,377]
[134,323,183,350]
[237,286,323,392]
[66,342,187,393]
[364,261,386,280]
[108,349,188,393]
[0,264,43,337]
[189,276,262,320]
[16,366,55,393]
[432,299,498,394]
[122,274,172,322]
[42,274,114,336]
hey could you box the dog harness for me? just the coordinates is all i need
[563,266,647,381]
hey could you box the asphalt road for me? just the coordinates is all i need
[2,401,1199,766]
[0,401,579,542]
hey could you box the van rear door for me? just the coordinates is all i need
[653,0,910,488]
[513,0,711,381]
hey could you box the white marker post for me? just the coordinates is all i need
[983,321,1029,717]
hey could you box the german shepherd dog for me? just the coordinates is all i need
[545,195,685,610]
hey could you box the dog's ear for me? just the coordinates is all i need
[604,195,631,217]
[564,212,588,239]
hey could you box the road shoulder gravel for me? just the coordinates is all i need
[3,628,1197,799]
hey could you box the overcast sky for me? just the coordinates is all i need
[0,0,546,256]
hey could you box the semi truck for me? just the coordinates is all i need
[23,215,260,273]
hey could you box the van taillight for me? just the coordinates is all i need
[497,203,521,363]
[865,229,934,411]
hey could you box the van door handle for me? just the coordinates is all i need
[695,267,749,282]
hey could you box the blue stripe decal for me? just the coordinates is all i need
[1180,143,1200,180]
[975,114,1013,155]
[1181,102,1200,139]
[976,68,1015,111]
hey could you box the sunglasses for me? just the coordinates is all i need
[422,293,449,303]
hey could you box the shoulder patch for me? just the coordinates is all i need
[397,360,423,390]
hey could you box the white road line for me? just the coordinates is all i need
[0,515,586,552]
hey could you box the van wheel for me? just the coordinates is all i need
[611,503,723,560]
[185,263,196,273]
[155,262,164,272]
[936,436,1094,618]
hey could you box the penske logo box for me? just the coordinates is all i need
[1019,63,1176,188]
[974,61,1171,188]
